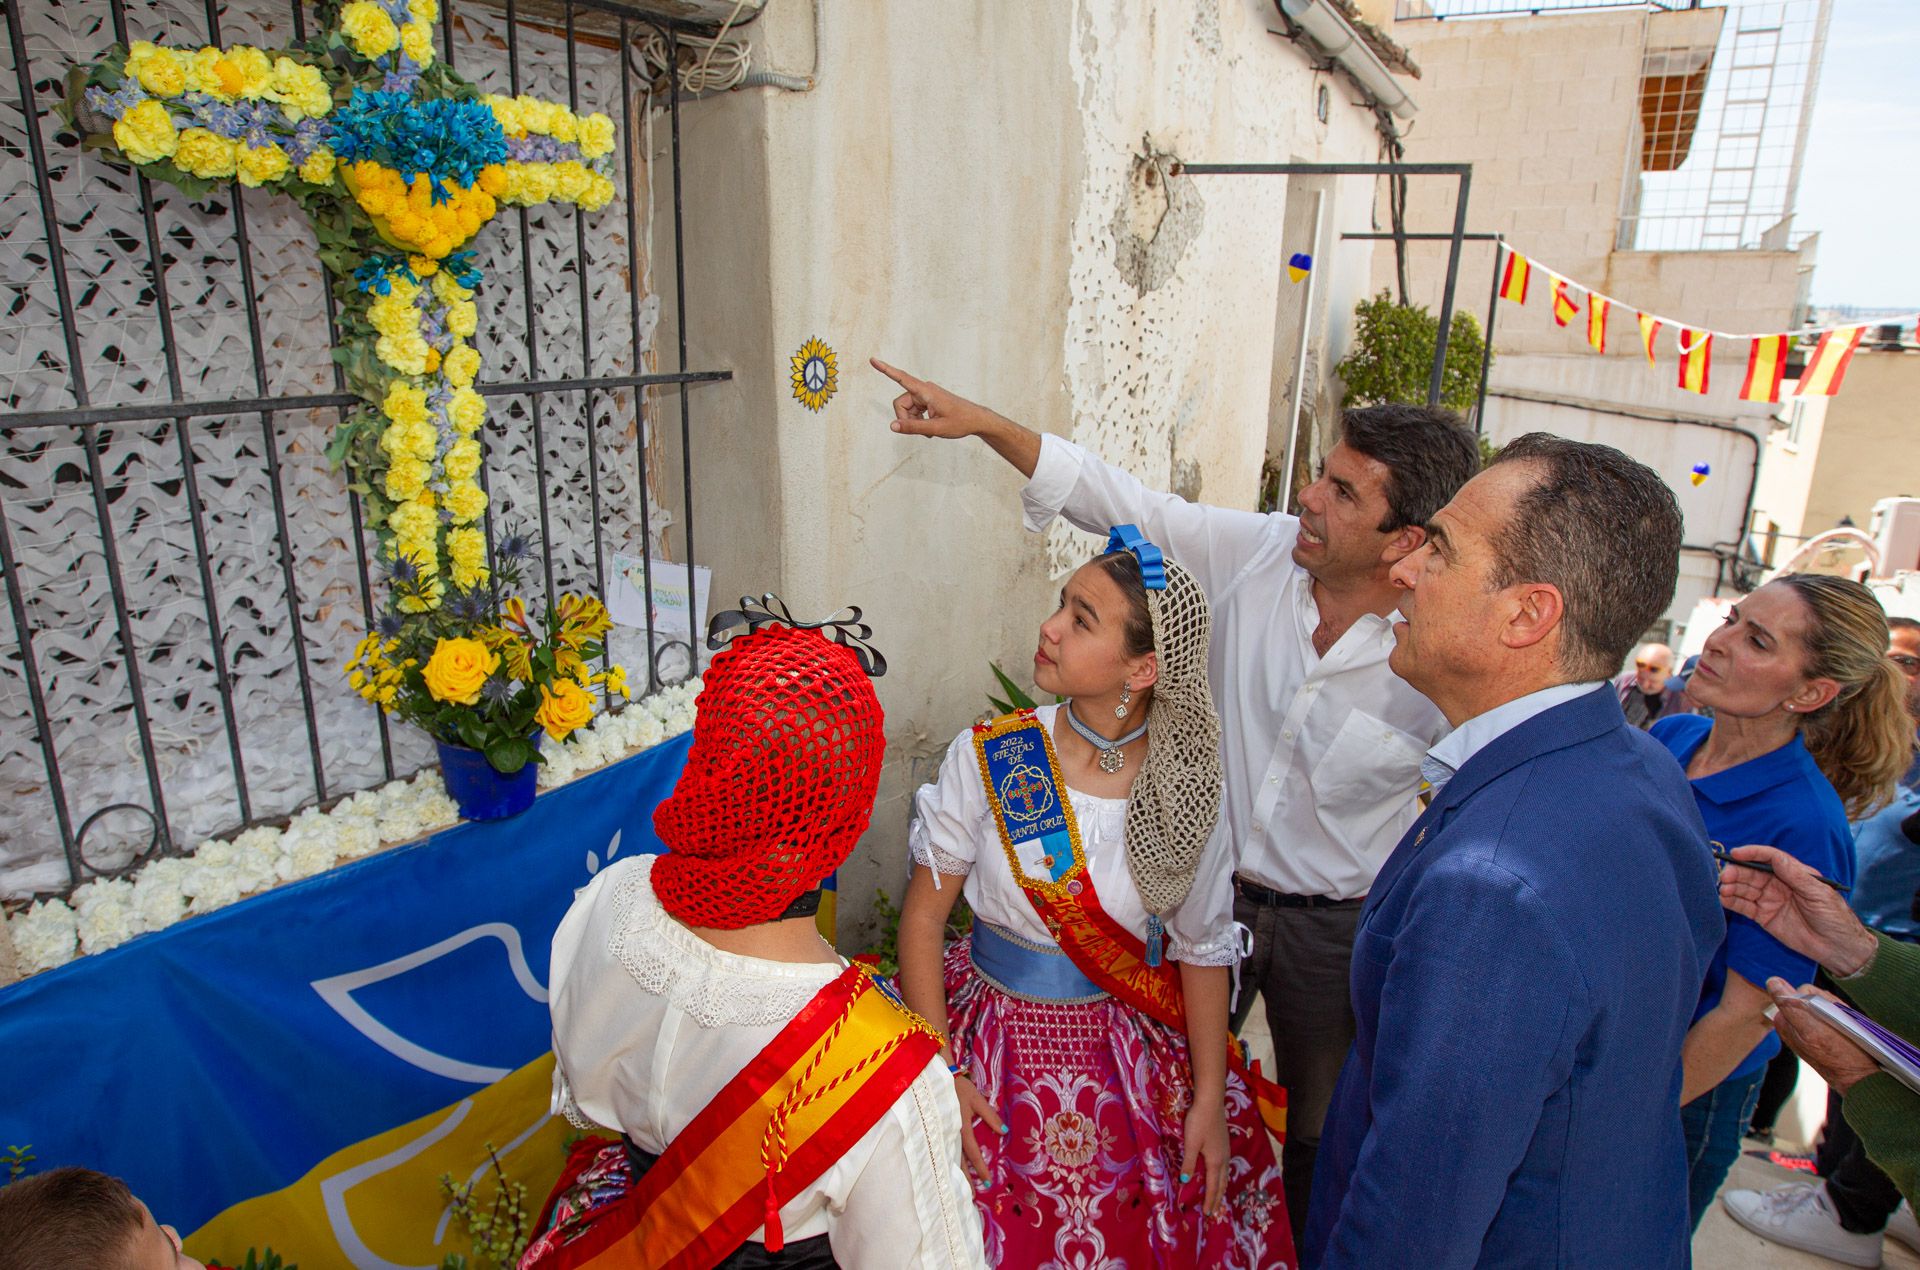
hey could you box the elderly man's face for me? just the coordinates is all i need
[1890,625,1920,717]
[1634,643,1674,694]
[1386,463,1536,711]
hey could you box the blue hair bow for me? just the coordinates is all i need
[1104,524,1167,591]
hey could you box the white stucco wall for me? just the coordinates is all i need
[651,0,1390,946]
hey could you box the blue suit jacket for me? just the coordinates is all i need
[1303,686,1724,1269]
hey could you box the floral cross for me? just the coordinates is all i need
[64,0,619,612]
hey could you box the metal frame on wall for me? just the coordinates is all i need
[0,0,730,896]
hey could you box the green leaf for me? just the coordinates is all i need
[484,736,532,775]
[455,712,489,751]
[989,662,1038,711]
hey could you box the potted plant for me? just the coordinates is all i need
[345,528,629,820]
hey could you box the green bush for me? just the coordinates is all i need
[1336,290,1488,416]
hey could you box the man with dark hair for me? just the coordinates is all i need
[1305,433,1724,1267]
[0,1166,204,1269]
[872,358,1480,1244]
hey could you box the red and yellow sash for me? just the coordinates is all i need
[543,963,942,1270]
[973,709,1287,1141]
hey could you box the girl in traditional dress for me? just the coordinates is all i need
[897,532,1293,1269]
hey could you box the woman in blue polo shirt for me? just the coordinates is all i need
[1654,574,1915,1229]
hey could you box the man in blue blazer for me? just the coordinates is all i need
[1304,434,1726,1268]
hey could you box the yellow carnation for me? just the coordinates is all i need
[186,48,230,101]
[442,437,483,483]
[221,46,275,99]
[387,497,439,543]
[235,143,289,188]
[383,456,430,502]
[173,127,236,179]
[551,161,591,203]
[446,300,478,339]
[548,109,579,144]
[534,678,595,741]
[444,480,488,524]
[410,0,441,21]
[422,636,498,706]
[125,42,187,98]
[340,1,401,59]
[112,98,178,165]
[375,332,431,376]
[578,113,615,159]
[432,269,473,305]
[447,526,486,575]
[382,380,430,428]
[270,58,332,122]
[400,21,435,67]
[442,343,480,388]
[477,164,509,196]
[483,95,523,137]
[579,174,615,213]
[448,386,486,434]
[298,147,336,186]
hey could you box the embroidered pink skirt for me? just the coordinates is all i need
[943,937,1294,1270]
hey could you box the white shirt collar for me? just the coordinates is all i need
[1421,680,1608,798]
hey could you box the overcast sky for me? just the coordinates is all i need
[1796,0,1918,308]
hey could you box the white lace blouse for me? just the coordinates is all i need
[909,704,1240,967]
[546,855,985,1269]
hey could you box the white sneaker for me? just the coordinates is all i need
[1889,1201,1920,1255]
[1722,1183,1884,1268]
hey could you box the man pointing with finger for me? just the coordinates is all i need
[872,357,1479,1243]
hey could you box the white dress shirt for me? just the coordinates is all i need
[1419,681,1609,799]
[909,704,1241,965]
[548,856,985,1269]
[1021,434,1449,901]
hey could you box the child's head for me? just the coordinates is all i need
[0,1167,204,1269]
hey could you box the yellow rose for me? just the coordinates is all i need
[298,147,336,186]
[384,456,430,502]
[340,1,401,59]
[442,437,482,482]
[446,300,477,338]
[271,58,332,121]
[448,386,486,434]
[535,678,595,741]
[400,21,435,67]
[422,636,498,705]
[235,143,289,188]
[125,42,187,98]
[578,113,615,159]
[444,480,488,524]
[442,343,480,388]
[112,98,178,165]
[174,127,237,178]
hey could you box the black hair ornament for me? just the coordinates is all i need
[705,593,888,678]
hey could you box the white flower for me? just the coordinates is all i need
[73,877,139,954]
[9,900,79,974]
[276,808,342,882]
[129,857,191,933]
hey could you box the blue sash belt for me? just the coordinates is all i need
[968,920,1108,1004]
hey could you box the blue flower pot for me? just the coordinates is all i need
[436,736,540,821]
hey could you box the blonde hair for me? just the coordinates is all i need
[1775,574,1916,819]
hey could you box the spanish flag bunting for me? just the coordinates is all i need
[1499,249,1531,305]
[1676,328,1712,395]
[1551,276,1579,327]
[1638,312,1662,366]
[1740,334,1789,403]
[1586,295,1609,353]
[1794,325,1866,398]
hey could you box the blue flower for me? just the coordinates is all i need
[374,611,407,640]
[442,251,484,289]
[327,89,507,198]
[87,81,147,121]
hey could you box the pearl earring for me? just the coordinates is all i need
[1116,685,1131,719]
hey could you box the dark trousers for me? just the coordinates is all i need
[1748,1048,1800,1136]
[1818,1087,1907,1233]
[1229,883,1364,1251]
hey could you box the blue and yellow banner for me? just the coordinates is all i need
[0,733,692,1268]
